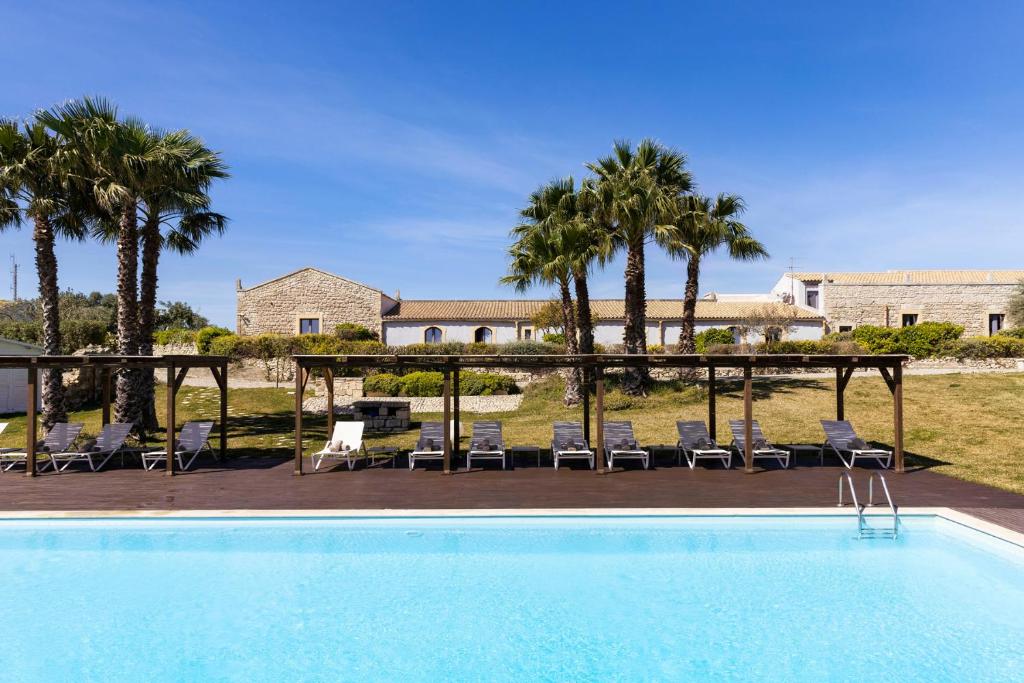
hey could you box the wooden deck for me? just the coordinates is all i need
[2,452,1022,533]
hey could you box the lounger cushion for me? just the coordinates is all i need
[849,437,868,449]
[78,439,99,453]
[754,438,769,449]
[694,437,710,449]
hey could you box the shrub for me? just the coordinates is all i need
[397,342,466,356]
[396,371,445,397]
[196,326,234,354]
[497,340,565,355]
[851,322,963,357]
[647,344,665,354]
[464,342,498,355]
[363,372,402,396]
[335,323,378,341]
[543,332,565,344]
[758,339,866,355]
[997,326,1024,339]
[945,336,1024,359]
[152,328,197,346]
[458,371,519,395]
[695,328,735,353]
[850,326,902,354]
[0,320,109,353]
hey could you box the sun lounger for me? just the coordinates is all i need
[551,421,594,470]
[141,421,215,471]
[603,421,649,469]
[676,421,731,469]
[0,422,84,473]
[47,422,133,472]
[467,421,506,469]
[312,421,367,471]
[0,422,13,454]
[728,420,790,469]
[821,420,891,469]
[409,422,447,470]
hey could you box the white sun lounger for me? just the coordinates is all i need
[729,420,790,469]
[47,422,134,472]
[676,421,731,469]
[409,422,447,470]
[141,421,215,471]
[551,421,594,470]
[603,421,649,469]
[467,421,506,469]
[821,420,892,469]
[1,423,84,473]
[312,421,367,471]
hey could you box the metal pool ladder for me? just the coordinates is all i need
[838,472,900,539]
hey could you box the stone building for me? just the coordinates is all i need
[771,270,1024,336]
[236,267,824,344]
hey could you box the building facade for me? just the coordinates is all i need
[771,270,1024,336]
[235,268,824,345]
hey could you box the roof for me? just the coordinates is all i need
[383,299,822,322]
[238,267,389,296]
[788,270,1024,285]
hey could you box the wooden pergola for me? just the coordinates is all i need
[0,355,229,476]
[292,353,908,475]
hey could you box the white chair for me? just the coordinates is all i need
[466,421,506,470]
[312,421,367,471]
[142,421,215,471]
[729,420,790,469]
[1,423,85,472]
[604,421,649,469]
[821,420,891,469]
[48,422,134,472]
[409,422,447,470]
[551,421,594,470]
[676,421,732,469]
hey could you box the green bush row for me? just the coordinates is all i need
[705,339,866,355]
[695,327,735,353]
[363,371,519,397]
[152,328,198,346]
[203,335,565,360]
[944,336,1024,359]
[832,322,964,357]
[0,320,109,353]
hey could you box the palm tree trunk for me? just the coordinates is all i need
[574,270,594,355]
[621,241,648,395]
[559,277,582,406]
[677,255,701,353]
[33,214,67,428]
[114,200,142,428]
[137,214,161,431]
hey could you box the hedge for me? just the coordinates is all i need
[847,322,963,357]
[364,371,519,397]
[153,328,198,346]
[997,327,1024,339]
[706,340,865,355]
[334,323,378,341]
[695,328,735,353]
[0,320,109,353]
[944,336,1024,359]
[195,326,234,354]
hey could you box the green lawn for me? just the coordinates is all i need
[1,372,1022,495]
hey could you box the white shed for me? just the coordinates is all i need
[0,338,42,414]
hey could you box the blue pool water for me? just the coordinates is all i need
[1,516,1023,682]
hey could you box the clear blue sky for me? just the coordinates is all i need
[3,1,1024,325]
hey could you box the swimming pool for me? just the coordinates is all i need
[1,514,1022,681]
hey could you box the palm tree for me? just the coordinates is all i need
[585,140,692,394]
[665,193,769,353]
[136,130,228,429]
[0,119,88,428]
[502,179,583,405]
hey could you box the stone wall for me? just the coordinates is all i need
[236,268,389,336]
[823,283,1016,336]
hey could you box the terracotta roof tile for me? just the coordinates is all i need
[790,270,1024,285]
[383,299,822,322]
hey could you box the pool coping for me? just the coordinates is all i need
[1,506,1022,548]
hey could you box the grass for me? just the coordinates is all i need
[1,372,1022,495]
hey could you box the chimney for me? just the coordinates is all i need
[236,278,243,291]
[395,289,401,300]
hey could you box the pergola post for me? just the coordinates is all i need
[165,363,176,476]
[582,365,591,445]
[835,367,844,421]
[294,359,304,475]
[743,366,754,474]
[707,366,717,440]
[893,363,904,473]
[453,367,460,463]
[100,368,112,426]
[442,368,452,474]
[25,365,37,477]
[595,365,605,474]
[324,366,335,443]
[219,361,228,459]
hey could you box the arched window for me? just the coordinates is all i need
[474,327,493,343]
[424,327,443,343]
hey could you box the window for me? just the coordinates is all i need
[765,327,782,343]
[474,327,493,343]
[805,288,819,309]
[424,326,443,343]
[989,313,1005,336]
[298,318,320,334]
[838,325,853,333]
[522,328,532,340]
[901,314,918,327]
